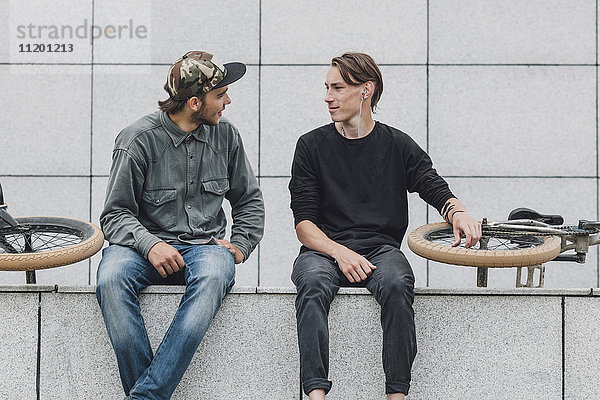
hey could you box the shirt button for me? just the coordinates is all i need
[155,200,159,204]
[187,205,192,209]
[190,180,194,184]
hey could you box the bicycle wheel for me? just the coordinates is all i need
[407,222,561,267]
[0,217,104,271]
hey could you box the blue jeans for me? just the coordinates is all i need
[292,245,416,396]
[96,244,235,400]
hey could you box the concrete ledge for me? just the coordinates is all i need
[0,285,597,399]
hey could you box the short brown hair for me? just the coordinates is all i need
[331,52,383,113]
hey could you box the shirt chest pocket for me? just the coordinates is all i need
[201,178,229,220]
[141,187,177,230]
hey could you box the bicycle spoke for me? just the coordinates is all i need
[0,235,19,253]
[426,229,542,250]
[0,224,84,254]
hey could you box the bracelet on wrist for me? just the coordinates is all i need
[450,210,466,223]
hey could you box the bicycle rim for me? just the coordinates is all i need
[407,222,561,267]
[0,217,104,271]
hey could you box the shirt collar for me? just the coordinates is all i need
[160,111,208,147]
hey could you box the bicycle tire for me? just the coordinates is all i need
[407,222,561,268]
[0,216,104,271]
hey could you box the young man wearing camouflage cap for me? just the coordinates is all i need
[96,51,264,399]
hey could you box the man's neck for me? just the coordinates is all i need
[167,111,200,133]
[339,113,375,139]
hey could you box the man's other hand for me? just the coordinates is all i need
[215,239,244,264]
[148,242,185,278]
[451,212,482,248]
[332,245,376,283]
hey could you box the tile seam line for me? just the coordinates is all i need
[89,0,95,286]
[2,63,598,67]
[1,175,596,179]
[426,0,430,287]
[257,0,262,287]
[592,0,600,290]
[36,292,41,400]
[562,295,565,400]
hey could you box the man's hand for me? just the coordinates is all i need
[451,212,482,248]
[215,239,244,264]
[148,242,185,278]
[331,245,376,283]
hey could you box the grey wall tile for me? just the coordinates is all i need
[148,1,259,64]
[260,65,331,176]
[260,66,427,176]
[0,177,93,285]
[565,297,600,399]
[92,65,259,175]
[261,0,427,64]
[92,0,151,64]
[90,177,109,285]
[259,177,298,286]
[305,294,562,398]
[221,200,259,287]
[0,292,39,400]
[325,294,384,398]
[377,66,427,150]
[172,293,299,399]
[7,1,92,64]
[40,292,125,399]
[0,177,90,220]
[430,0,596,64]
[405,194,428,287]
[426,177,598,288]
[1,4,11,63]
[223,66,260,172]
[40,291,300,399]
[0,65,91,175]
[410,295,562,398]
[429,66,596,177]
[91,65,165,175]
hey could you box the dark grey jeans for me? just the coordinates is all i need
[291,245,417,396]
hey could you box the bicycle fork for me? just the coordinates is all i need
[0,204,37,283]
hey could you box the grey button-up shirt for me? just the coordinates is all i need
[100,111,265,261]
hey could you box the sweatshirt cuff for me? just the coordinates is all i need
[135,232,163,259]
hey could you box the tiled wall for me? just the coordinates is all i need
[1,0,598,289]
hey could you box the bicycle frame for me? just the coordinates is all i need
[484,218,600,263]
[0,183,37,283]
[0,184,19,228]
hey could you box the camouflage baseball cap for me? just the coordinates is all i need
[166,51,246,101]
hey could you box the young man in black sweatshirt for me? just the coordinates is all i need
[288,52,481,400]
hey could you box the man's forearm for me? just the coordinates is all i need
[100,209,161,258]
[295,220,345,259]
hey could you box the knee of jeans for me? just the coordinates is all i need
[380,274,414,303]
[295,270,332,297]
[96,260,134,304]
[188,254,235,292]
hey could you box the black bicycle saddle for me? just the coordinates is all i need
[508,207,564,225]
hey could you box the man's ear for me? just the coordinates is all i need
[364,81,375,98]
[188,96,202,111]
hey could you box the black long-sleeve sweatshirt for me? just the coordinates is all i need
[289,121,455,254]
